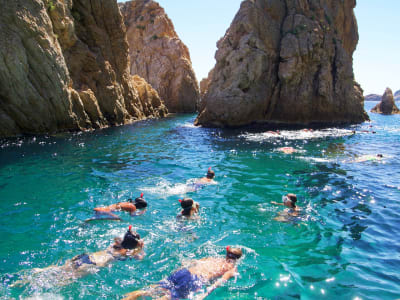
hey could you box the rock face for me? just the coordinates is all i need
[371,88,400,114]
[120,0,199,113]
[200,69,214,100]
[0,0,167,138]
[364,94,381,102]
[195,0,369,127]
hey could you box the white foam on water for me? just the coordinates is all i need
[240,128,354,142]
[141,179,197,197]
[181,122,197,129]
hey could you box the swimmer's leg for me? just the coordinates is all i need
[123,285,170,300]
[86,211,121,222]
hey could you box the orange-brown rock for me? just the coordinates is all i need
[371,88,400,115]
[200,69,214,100]
[195,0,369,127]
[0,0,167,138]
[120,0,199,113]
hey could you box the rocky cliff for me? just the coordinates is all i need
[371,88,400,114]
[0,0,167,138]
[195,0,369,127]
[120,0,199,113]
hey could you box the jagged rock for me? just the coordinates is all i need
[364,94,381,102]
[371,88,400,114]
[119,0,200,113]
[195,0,369,127]
[0,0,167,138]
[200,69,214,100]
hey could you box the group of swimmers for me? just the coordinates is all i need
[15,167,246,300]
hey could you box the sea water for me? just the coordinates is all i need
[0,102,399,299]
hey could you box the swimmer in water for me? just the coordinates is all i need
[353,154,383,163]
[123,246,243,300]
[271,194,300,221]
[91,193,147,221]
[277,147,298,154]
[12,226,144,287]
[177,198,200,219]
[197,167,216,185]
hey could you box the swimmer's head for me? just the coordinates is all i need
[282,193,297,208]
[120,225,141,249]
[377,154,383,158]
[180,198,195,216]
[226,246,243,261]
[207,167,215,179]
[134,193,147,209]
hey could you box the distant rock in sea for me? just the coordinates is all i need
[371,88,400,114]
[364,94,382,101]
[120,0,200,113]
[395,90,400,101]
[0,0,167,138]
[195,0,369,127]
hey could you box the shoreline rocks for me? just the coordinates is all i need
[371,88,400,114]
[195,0,369,128]
[120,0,200,113]
[0,0,167,138]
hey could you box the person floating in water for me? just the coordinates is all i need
[197,167,215,184]
[12,226,144,287]
[271,193,301,222]
[353,154,383,163]
[90,193,148,221]
[277,147,298,154]
[123,246,243,300]
[177,198,200,219]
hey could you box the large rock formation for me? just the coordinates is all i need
[195,0,369,127]
[119,0,200,113]
[371,88,400,114]
[0,0,167,138]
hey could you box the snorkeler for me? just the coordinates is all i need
[353,154,383,163]
[271,194,301,222]
[177,198,200,219]
[197,167,216,184]
[91,193,148,221]
[123,246,243,300]
[277,147,298,154]
[12,226,144,287]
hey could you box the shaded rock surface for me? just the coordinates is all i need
[200,69,214,100]
[364,94,381,102]
[196,0,369,127]
[120,0,199,113]
[0,0,167,138]
[371,88,400,114]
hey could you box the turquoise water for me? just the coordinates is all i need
[0,102,399,299]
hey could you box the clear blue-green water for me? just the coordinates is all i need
[0,102,399,300]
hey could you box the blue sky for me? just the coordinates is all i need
[119,0,399,94]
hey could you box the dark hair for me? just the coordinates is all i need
[226,247,242,260]
[377,154,383,158]
[180,198,194,216]
[121,230,141,249]
[134,197,147,209]
[206,170,215,179]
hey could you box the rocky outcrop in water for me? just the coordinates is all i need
[371,88,400,114]
[200,69,214,100]
[195,0,369,127]
[119,0,199,113]
[364,94,381,102]
[0,0,167,138]
[395,90,400,101]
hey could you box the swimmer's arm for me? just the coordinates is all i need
[270,201,284,206]
[194,268,237,300]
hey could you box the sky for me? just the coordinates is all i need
[119,0,400,95]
